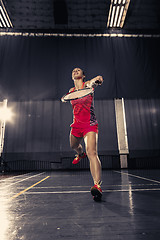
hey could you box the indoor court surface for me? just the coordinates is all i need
[1,169,160,240]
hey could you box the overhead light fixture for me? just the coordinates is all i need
[107,0,130,28]
[0,0,13,28]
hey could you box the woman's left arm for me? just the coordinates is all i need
[84,76,104,88]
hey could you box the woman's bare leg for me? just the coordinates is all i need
[84,132,101,184]
[70,132,83,155]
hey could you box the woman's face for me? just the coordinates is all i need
[72,68,84,80]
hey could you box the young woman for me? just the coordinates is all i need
[62,67,103,201]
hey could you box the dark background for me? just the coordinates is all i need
[0,35,160,100]
[0,35,160,169]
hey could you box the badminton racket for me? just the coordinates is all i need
[61,88,93,102]
[61,80,101,102]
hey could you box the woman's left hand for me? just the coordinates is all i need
[85,75,104,88]
[95,76,103,85]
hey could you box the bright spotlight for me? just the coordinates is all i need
[0,100,14,122]
[0,107,13,122]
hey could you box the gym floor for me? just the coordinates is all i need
[1,169,160,240]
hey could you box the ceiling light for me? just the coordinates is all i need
[0,0,13,28]
[107,0,130,28]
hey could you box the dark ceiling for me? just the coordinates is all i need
[3,0,160,32]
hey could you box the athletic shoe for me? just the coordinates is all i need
[91,182,102,201]
[72,152,86,164]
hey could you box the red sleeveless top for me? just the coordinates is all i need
[70,83,98,128]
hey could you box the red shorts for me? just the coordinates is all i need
[71,124,98,138]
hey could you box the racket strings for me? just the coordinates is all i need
[63,88,94,101]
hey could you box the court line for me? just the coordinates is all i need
[0,172,46,189]
[104,188,160,192]
[23,188,160,194]
[3,186,160,197]
[114,170,160,184]
[10,176,50,200]
[15,183,160,190]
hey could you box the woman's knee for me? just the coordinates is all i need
[86,148,97,159]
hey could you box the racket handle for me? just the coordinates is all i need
[88,80,99,88]
[95,80,100,84]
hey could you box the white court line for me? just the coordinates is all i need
[3,187,160,196]
[26,190,89,194]
[15,183,160,190]
[0,172,46,189]
[114,170,160,184]
[104,188,160,192]
[24,188,160,194]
